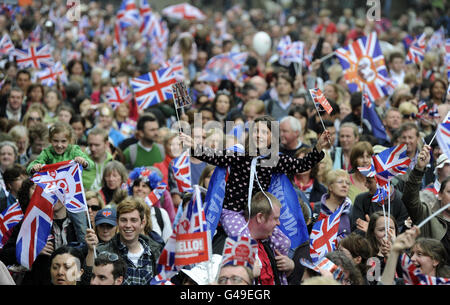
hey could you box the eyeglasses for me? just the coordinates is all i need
[28,117,42,121]
[98,251,119,262]
[402,113,415,119]
[217,276,250,285]
[88,205,101,211]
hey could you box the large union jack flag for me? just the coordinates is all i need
[406,33,426,65]
[0,201,24,249]
[309,88,333,114]
[171,150,193,193]
[335,32,394,101]
[117,0,140,29]
[130,67,176,110]
[106,83,132,110]
[0,34,15,55]
[446,39,450,81]
[31,160,88,214]
[35,61,67,87]
[162,3,206,20]
[372,144,411,186]
[198,52,248,82]
[309,201,351,263]
[221,236,258,269]
[13,44,54,69]
[16,185,58,269]
[436,111,450,160]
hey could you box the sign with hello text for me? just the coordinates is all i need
[174,231,211,266]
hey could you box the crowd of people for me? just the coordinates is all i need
[0,0,449,286]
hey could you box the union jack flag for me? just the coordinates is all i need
[16,184,58,269]
[13,44,54,69]
[117,0,140,29]
[171,150,193,193]
[309,88,333,114]
[0,33,15,55]
[221,236,258,269]
[161,55,185,81]
[401,253,450,285]
[299,257,345,281]
[336,32,394,101]
[130,67,176,111]
[309,201,351,263]
[427,27,445,51]
[358,163,389,203]
[31,160,88,214]
[150,274,175,285]
[362,85,389,142]
[436,111,450,160]
[358,164,376,178]
[198,52,248,82]
[138,0,153,36]
[106,83,132,110]
[36,62,67,87]
[372,144,411,186]
[162,3,206,21]
[146,182,167,206]
[418,100,428,114]
[0,201,24,249]
[277,36,304,66]
[371,184,389,203]
[406,33,426,65]
[154,185,209,281]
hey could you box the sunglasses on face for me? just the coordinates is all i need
[217,275,250,285]
[28,117,42,121]
[88,205,101,211]
[98,251,119,262]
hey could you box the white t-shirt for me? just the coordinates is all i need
[127,242,144,267]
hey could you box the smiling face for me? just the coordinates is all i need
[252,121,271,150]
[132,180,151,199]
[118,209,146,244]
[410,244,439,276]
[328,175,350,198]
[104,169,123,190]
[51,132,70,155]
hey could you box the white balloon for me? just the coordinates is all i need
[252,31,271,56]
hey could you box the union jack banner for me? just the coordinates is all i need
[372,144,411,186]
[309,88,333,114]
[130,67,176,110]
[16,184,58,269]
[335,32,394,101]
[146,181,167,206]
[401,254,450,285]
[221,236,258,269]
[138,0,153,36]
[277,35,304,66]
[36,62,67,87]
[171,150,193,193]
[0,33,15,55]
[427,27,445,50]
[116,0,140,29]
[13,44,54,69]
[154,185,210,282]
[198,52,248,82]
[406,33,427,65]
[0,201,24,249]
[162,55,185,81]
[371,184,389,203]
[31,160,88,214]
[299,257,345,281]
[436,111,450,160]
[106,83,132,110]
[309,201,351,263]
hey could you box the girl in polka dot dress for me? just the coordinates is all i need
[179,115,330,256]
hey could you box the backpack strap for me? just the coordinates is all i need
[154,206,164,233]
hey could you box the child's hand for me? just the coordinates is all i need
[74,157,88,168]
[32,163,44,173]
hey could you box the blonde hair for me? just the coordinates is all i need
[243,99,265,115]
[399,101,418,115]
[85,191,105,209]
[317,153,333,184]
[49,121,74,143]
[116,196,147,223]
[325,169,350,188]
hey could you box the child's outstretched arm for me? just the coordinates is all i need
[27,149,51,174]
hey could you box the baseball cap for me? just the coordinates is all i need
[95,208,117,227]
[434,154,450,175]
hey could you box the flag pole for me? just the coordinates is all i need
[427,129,438,146]
[387,181,391,236]
[318,51,336,63]
[417,203,450,228]
[309,90,332,146]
